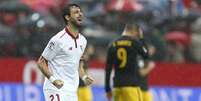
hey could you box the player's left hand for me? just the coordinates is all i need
[82,75,94,86]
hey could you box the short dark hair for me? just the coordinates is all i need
[62,4,81,24]
[125,23,140,32]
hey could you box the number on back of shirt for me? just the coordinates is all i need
[117,48,127,68]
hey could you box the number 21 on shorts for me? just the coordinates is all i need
[50,94,60,101]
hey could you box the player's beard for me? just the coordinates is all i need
[70,19,82,28]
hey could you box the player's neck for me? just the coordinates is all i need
[122,31,132,36]
[66,24,79,38]
[122,30,138,38]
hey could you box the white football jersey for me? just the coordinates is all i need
[42,28,87,95]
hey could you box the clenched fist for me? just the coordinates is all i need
[52,79,64,89]
[82,75,94,86]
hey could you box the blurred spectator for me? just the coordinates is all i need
[106,0,144,12]
[21,0,67,14]
[165,41,185,63]
[0,13,15,35]
[190,17,201,62]
[190,34,201,62]
[0,0,200,63]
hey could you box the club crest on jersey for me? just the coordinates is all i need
[48,41,55,50]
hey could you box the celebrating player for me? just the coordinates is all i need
[37,4,94,101]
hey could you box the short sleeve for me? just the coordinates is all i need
[42,38,61,60]
[81,36,87,54]
[83,38,87,52]
[134,40,149,59]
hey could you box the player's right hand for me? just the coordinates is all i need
[106,92,112,101]
[52,79,64,89]
[83,75,94,86]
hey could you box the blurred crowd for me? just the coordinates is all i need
[0,0,201,63]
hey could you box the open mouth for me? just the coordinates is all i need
[77,18,82,22]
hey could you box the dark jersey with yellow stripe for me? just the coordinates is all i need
[139,75,149,91]
[137,58,152,91]
[105,36,149,92]
[137,55,154,91]
[138,57,148,91]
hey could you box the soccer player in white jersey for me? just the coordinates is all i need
[37,4,94,101]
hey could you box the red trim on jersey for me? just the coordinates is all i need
[60,32,65,38]
[56,94,60,101]
[65,27,79,39]
[65,27,79,48]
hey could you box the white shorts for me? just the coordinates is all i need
[43,89,78,101]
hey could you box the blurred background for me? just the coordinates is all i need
[0,0,201,101]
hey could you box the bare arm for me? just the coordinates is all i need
[37,56,64,89]
[79,60,94,86]
[79,61,86,78]
[139,61,155,77]
[37,56,52,79]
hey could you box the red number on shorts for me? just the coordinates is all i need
[56,94,60,101]
[50,95,54,101]
[50,94,60,101]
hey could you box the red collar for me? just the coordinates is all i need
[65,27,79,39]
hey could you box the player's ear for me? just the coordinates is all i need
[65,15,70,22]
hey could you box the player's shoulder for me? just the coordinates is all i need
[79,33,87,42]
[49,29,65,43]
[54,29,66,39]
[107,38,117,49]
[110,36,123,45]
